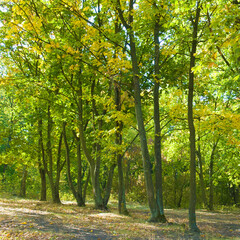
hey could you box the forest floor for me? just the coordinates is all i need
[0,197,239,240]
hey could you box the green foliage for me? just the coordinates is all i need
[0,0,239,214]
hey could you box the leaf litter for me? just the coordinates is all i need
[0,198,239,239]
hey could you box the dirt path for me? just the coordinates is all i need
[0,198,239,239]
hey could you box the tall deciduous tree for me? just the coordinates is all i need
[187,1,201,232]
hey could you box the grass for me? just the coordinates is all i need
[0,196,239,239]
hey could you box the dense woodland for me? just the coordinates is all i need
[0,0,239,232]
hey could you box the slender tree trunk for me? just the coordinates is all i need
[114,79,128,215]
[174,170,177,207]
[63,123,85,206]
[117,153,128,214]
[177,184,185,208]
[46,106,61,204]
[188,2,201,232]
[103,163,116,207]
[75,132,85,206]
[116,0,157,221]
[131,36,157,221]
[153,7,166,222]
[209,140,218,210]
[19,165,27,198]
[52,131,63,204]
[89,161,104,208]
[38,117,47,201]
[77,77,104,209]
[196,145,207,208]
[93,142,104,209]
[83,169,90,203]
[39,168,47,201]
[125,159,130,193]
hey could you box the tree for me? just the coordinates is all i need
[187,1,201,232]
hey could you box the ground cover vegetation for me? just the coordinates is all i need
[0,0,239,236]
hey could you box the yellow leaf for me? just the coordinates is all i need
[83,6,90,11]
[208,62,218,68]
[69,65,75,70]
[212,52,217,60]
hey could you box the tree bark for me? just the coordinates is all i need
[187,2,201,232]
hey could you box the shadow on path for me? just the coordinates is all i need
[0,204,115,240]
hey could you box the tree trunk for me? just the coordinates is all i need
[187,2,201,232]
[209,140,218,210]
[39,167,47,201]
[77,77,104,209]
[196,145,208,208]
[177,184,185,208]
[75,132,85,206]
[103,163,116,207]
[174,170,177,207]
[90,161,104,209]
[153,7,167,222]
[38,117,47,201]
[116,0,158,221]
[46,106,62,204]
[117,154,128,215]
[114,79,128,215]
[131,38,157,221]
[19,165,27,198]
[63,122,85,207]
[125,159,131,193]
[83,169,90,203]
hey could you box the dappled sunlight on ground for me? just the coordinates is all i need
[0,198,239,239]
[0,205,50,216]
[90,212,129,219]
